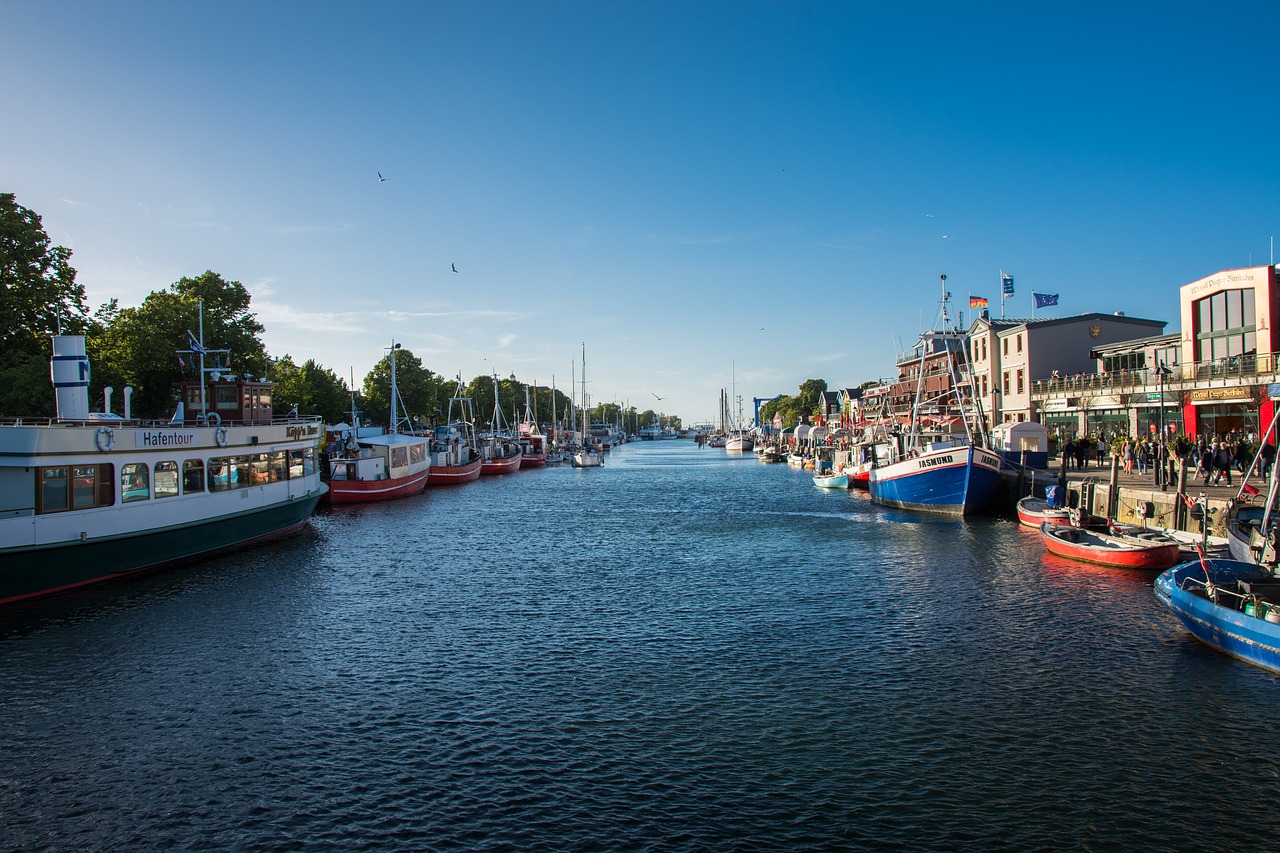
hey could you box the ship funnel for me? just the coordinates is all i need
[50,336,90,421]
[103,386,114,416]
[123,387,133,420]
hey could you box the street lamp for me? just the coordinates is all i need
[1157,360,1173,490]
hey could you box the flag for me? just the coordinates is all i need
[969,296,989,309]
[178,355,186,368]
[1001,273,1014,296]
[1033,292,1059,308]
[187,331,206,354]
[1243,483,1261,498]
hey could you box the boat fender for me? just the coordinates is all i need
[207,412,222,427]
[215,425,229,448]
[95,426,115,452]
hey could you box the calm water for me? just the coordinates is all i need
[2,441,1278,851]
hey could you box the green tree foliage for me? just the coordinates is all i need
[0,193,93,416]
[94,271,268,418]
[269,356,351,424]
[361,348,450,429]
[796,378,828,414]
[758,378,828,430]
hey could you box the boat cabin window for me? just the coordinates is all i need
[183,459,205,493]
[410,443,426,465]
[251,453,272,484]
[289,447,316,478]
[154,461,180,499]
[37,465,114,513]
[391,446,409,469]
[208,459,231,492]
[121,462,150,503]
[271,451,288,482]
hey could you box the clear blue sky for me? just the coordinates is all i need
[5,2,1278,424]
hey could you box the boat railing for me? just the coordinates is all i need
[0,414,324,428]
[1174,574,1280,620]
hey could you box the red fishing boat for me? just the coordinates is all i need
[428,384,483,485]
[1039,522,1181,569]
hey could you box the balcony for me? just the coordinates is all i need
[1030,353,1278,399]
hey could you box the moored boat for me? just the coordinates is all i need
[1040,521,1182,569]
[1016,496,1072,529]
[1155,557,1280,673]
[324,341,430,504]
[812,470,850,489]
[428,386,483,485]
[0,333,327,604]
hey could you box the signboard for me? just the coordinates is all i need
[1188,388,1248,404]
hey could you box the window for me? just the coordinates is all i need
[1194,287,1257,363]
[155,461,179,498]
[183,459,205,493]
[982,338,987,360]
[1002,338,1008,356]
[208,459,231,492]
[1016,334,1023,353]
[1016,369,1024,394]
[37,465,114,513]
[121,462,150,503]
[1003,372,1010,395]
[216,385,238,411]
[251,453,272,484]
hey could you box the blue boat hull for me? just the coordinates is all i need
[867,445,1002,516]
[1154,559,1280,673]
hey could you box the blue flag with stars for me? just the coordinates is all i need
[1033,292,1059,309]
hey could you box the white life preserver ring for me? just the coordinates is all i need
[215,425,229,448]
[95,426,115,452]
[207,412,221,427]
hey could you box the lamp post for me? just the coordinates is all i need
[1157,360,1172,491]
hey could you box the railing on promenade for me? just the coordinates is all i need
[1030,352,1280,400]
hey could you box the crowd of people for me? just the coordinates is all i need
[1057,430,1275,486]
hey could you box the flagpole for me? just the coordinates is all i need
[198,299,208,422]
[999,270,1005,319]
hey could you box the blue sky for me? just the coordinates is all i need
[5,2,1279,424]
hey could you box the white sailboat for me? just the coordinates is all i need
[570,344,602,468]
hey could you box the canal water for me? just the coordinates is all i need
[2,441,1278,850]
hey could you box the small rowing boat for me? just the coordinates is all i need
[1039,521,1182,570]
[812,470,849,489]
[1015,496,1072,529]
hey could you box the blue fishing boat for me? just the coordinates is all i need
[866,277,1003,517]
[1154,558,1280,673]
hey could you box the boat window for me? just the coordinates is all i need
[154,461,180,498]
[391,446,409,469]
[303,447,316,476]
[252,453,272,484]
[410,443,425,465]
[289,449,305,479]
[183,459,205,493]
[271,451,288,481]
[39,467,70,512]
[208,458,231,492]
[230,455,252,489]
[121,462,150,503]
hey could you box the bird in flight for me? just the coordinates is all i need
[451,263,458,273]
[378,172,386,182]
[652,393,665,400]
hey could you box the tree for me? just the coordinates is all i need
[93,271,268,418]
[0,193,92,416]
[796,378,828,416]
[269,356,351,424]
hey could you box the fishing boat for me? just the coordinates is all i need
[0,332,327,605]
[518,387,548,468]
[325,342,430,503]
[1154,557,1280,674]
[812,470,850,489]
[1016,496,1072,528]
[428,384,482,484]
[1039,522,1182,570]
[478,372,522,476]
[866,279,1002,517]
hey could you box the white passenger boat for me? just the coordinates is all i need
[0,334,327,604]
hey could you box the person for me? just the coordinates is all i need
[1262,442,1276,481]
[1123,439,1134,474]
[1235,440,1251,476]
[1077,438,1088,471]
[1137,439,1149,475]
[1214,441,1233,486]
[345,433,358,456]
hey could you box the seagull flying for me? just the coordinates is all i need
[652,393,665,400]
[378,172,386,182]
[451,263,458,273]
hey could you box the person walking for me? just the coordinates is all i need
[1137,439,1149,475]
[1123,439,1134,474]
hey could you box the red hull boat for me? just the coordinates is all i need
[1016,496,1072,529]
[1039,521,1181,569]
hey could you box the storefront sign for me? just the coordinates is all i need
[1188,388,1249,404]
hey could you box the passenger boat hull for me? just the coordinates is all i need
[1040,522,1181,569]
[1155,559,1280,673]
[0,486,324,605]
[867,445,1002,516]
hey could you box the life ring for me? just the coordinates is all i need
[207,412,221,427]
[95,426,115,452]
[215,425,229,448]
